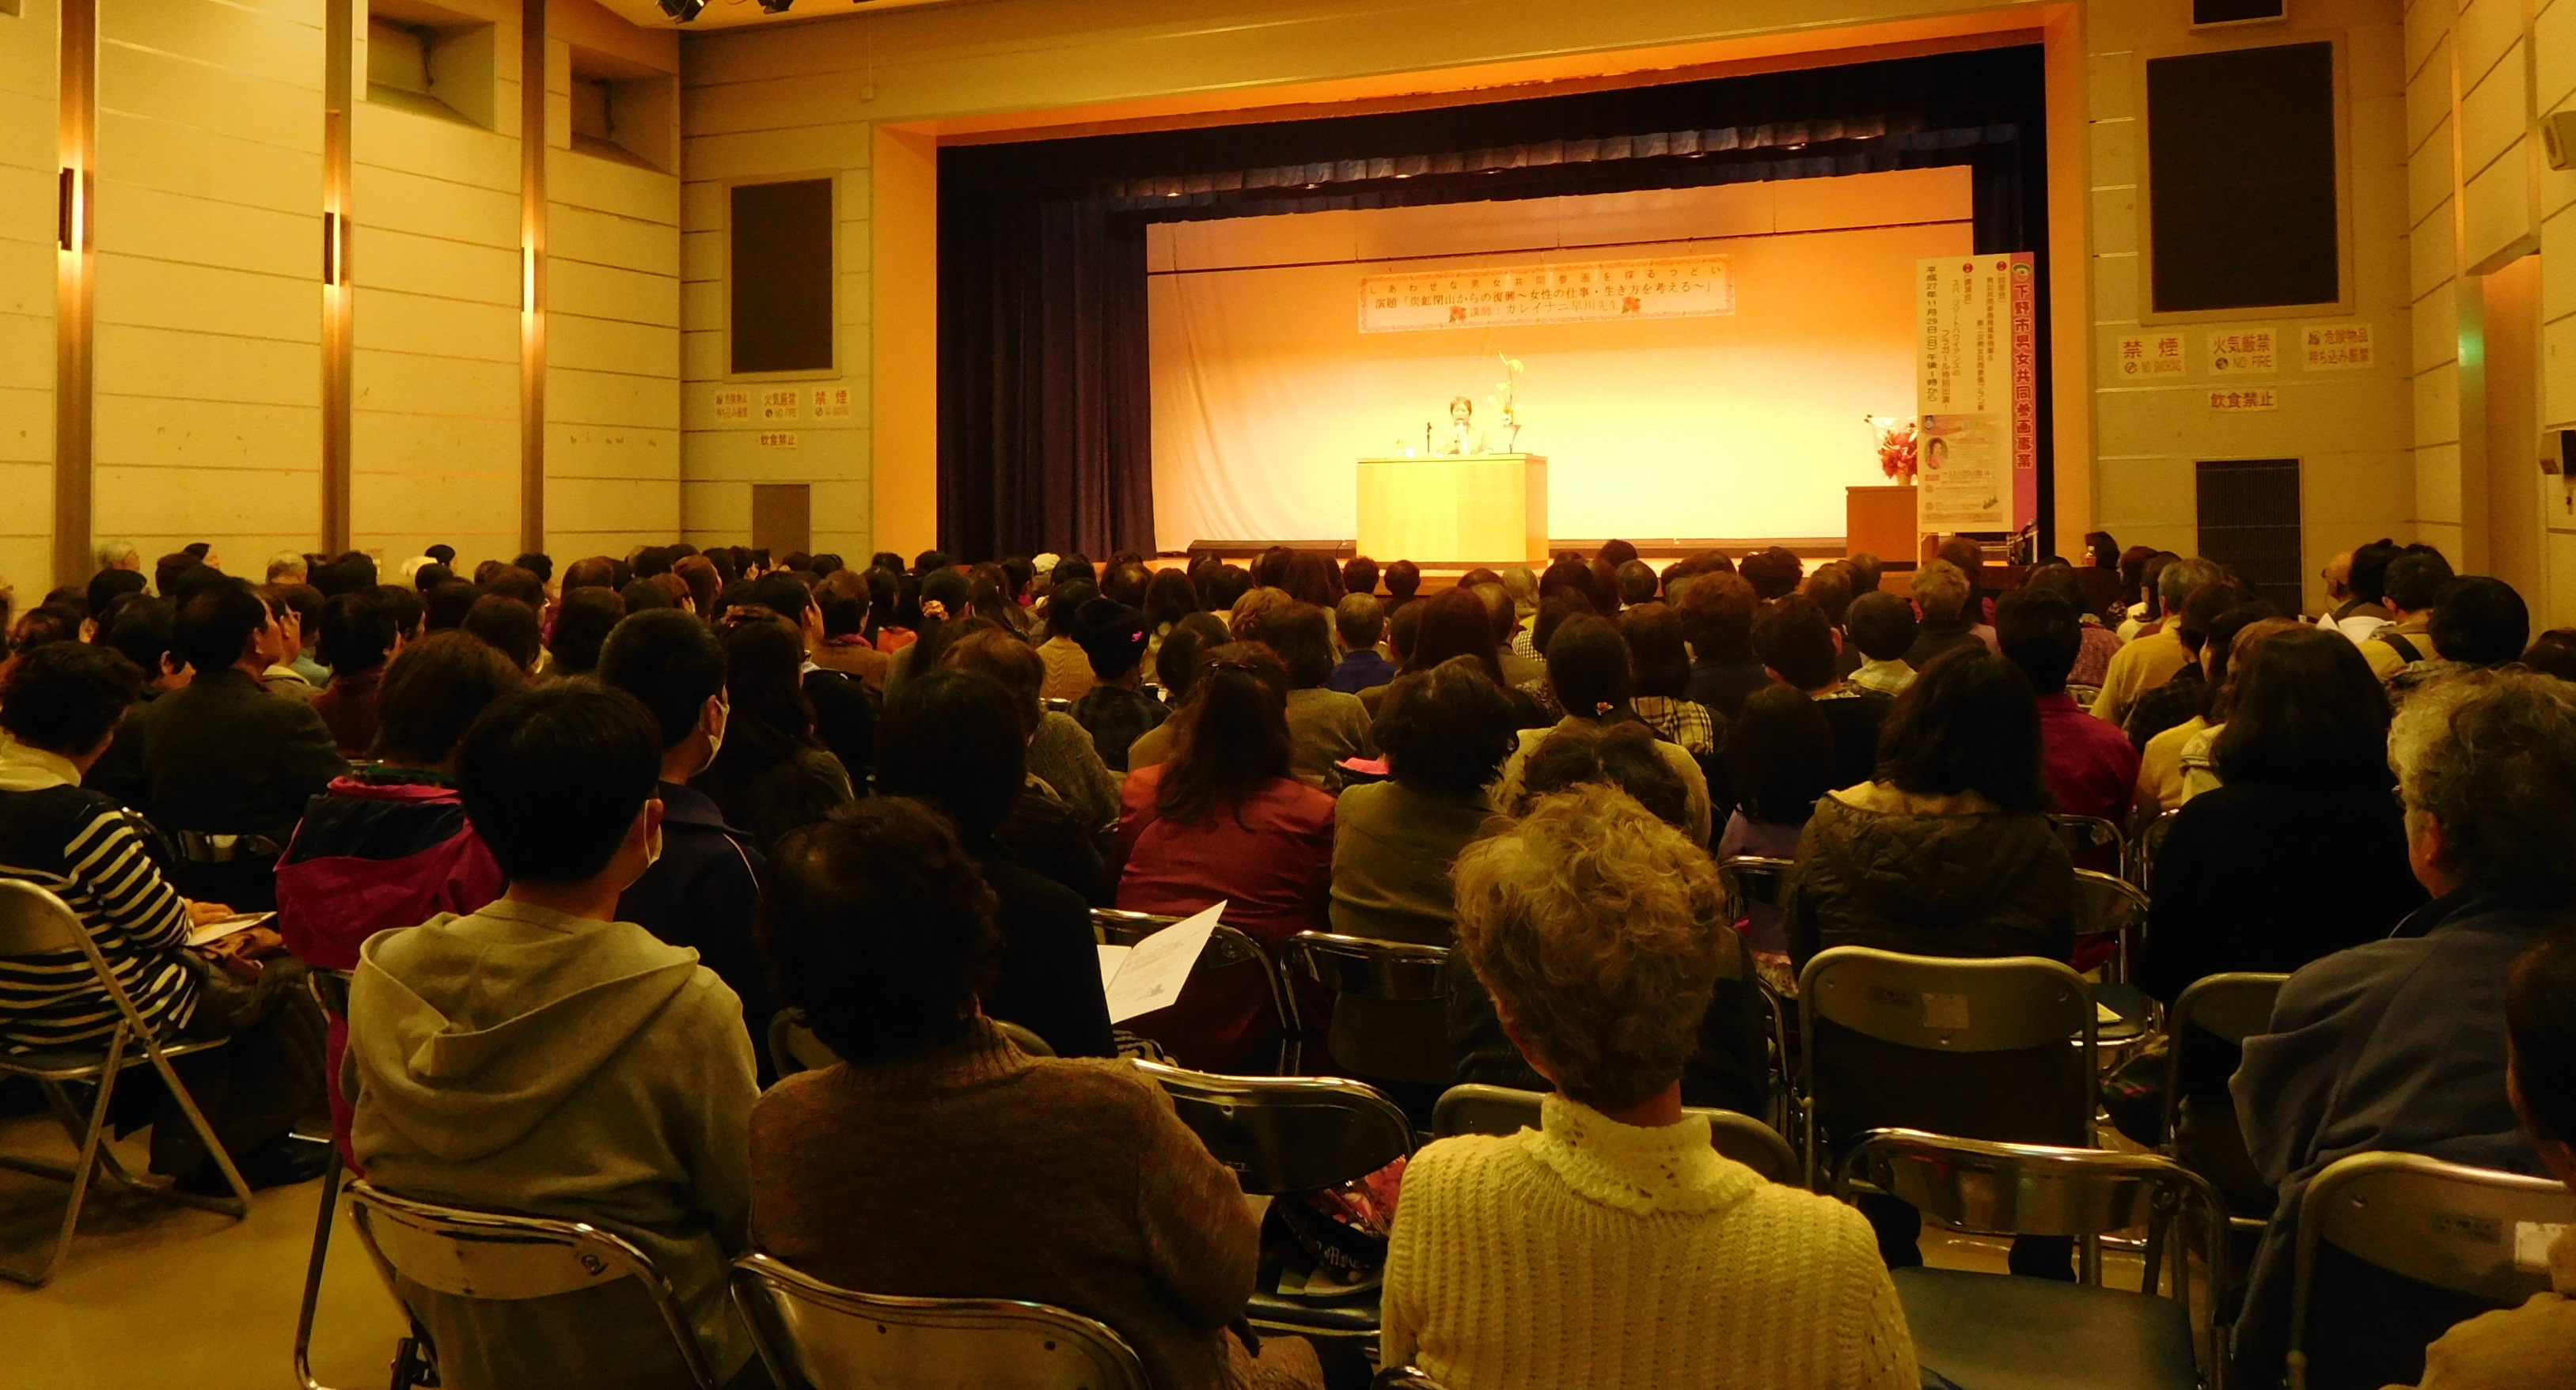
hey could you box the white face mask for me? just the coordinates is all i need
[699,695,730,775]
[644,824,664,870]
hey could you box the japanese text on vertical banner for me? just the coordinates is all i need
[1914,254,2037,534]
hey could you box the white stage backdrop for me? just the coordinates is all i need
[1145,168,1975,551]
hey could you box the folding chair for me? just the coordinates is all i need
[2131,808,2182,893]
[2157,971,2287,1232]
[768,1009,1056,1081]
[1092,907,1300,1073]
[1129,1060,1411,1341]
[1797,947,2097,1194]
[1371,1368,1451,1390]
[295,967,356,1390]
[2073,869,2157,1055]
[2287,1151,2576,1390]
[342,1178,723,1389]
[1429,1082,1798,1184]
[1281,930,1449,1087]
[1837,1129,2233,1390]
[730,1251,1150,1390]
[0,878,252,1287]
[2051,812,2130,880]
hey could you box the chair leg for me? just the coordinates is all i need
[138,1032,251,1217]
[0,1028,128,1287]
[294,1149,347,1390]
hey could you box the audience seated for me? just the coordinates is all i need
[543,585,624,680]
[1328,593,1394,694]
[748,799,1322,1390]
[308,587,400,756]
[1125,611,1228,774]
[2091,556,2220,725]
[89,578,347,910]
[2400,929,2576,1389]
[941,626,1121,833]
[1386,784,1917,1390]
[874,670,1116,1059]
[2232,668,2576,1385]
[459,593,541,674]
[1035,573,1101,704]
[2421,574,2532,679]
[2024,563,2122,689]
[1618,600,1721,759]
[2117,581,2231,750]
[1717,684,1834,957]
[1497,615,1712,844]
[1113,642,1333,1072]
[1260,601,1375,789]
[2360,547,2453,681]
[346,684,760,1390]
[0,642,328,1191]
[1070,597,1168,773]
[1756,593,1890,793]
[1997,585,2138,829]
[1842,589,1918,698]
[2172,615,2307,804]
[697,612,855,854]
[1679,569,1772,720]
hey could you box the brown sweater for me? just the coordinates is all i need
[748,1020,1291,1390]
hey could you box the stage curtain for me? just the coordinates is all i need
[937,44,2047,561]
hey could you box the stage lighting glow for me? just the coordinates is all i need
[658,0,705,20]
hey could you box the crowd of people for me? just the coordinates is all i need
[1,529,2573,1389]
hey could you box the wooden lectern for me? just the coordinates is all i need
[1846,484,1918,561]
[1356,453,1548,566]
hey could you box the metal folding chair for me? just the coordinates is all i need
[1837,1128,2233,1390]
[1129,1059,1412,1342]
[1797,946,2097,1191]
[2073,869,2157,1057]
[0,878,252,1287]
[1371,1367,1452,1390]
[2131,808,2181,893]
[768,1009,1057,1081]
[730,1251,1150,1390]
[342,1179,723,1389]
[1092,907,1300,1072]
[2051,812,2130,880]
[2288,1151,2576,1390]
[294,967,356,1390]
[1281,930,1449,1085]
[1429,1082,1798,1184]
[2157,971,2287,1231]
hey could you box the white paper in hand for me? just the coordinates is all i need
[1099,901,1224,1025]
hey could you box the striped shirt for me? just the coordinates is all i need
[0,739,199,1051]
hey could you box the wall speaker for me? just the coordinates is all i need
[2192,0,2286,28]
[2547,111,2576,172]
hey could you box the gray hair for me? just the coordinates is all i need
[2157,557,2224,618]
[94,540,138,570]
[2390,668,2576,904]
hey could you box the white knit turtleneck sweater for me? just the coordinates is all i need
[1381,1095,1917,1389]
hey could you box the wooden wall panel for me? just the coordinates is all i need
[0,0,52,589]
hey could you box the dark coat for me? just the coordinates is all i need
[93,668,347,837]
[618,782,774,1082]
[1784,790,2073,971]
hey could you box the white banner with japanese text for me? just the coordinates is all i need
[1914,252,2038,534]
[1357,254,1735,333]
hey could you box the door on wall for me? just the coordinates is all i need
[752,484,812,559]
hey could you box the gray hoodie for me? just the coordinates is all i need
[348,897,757,1388]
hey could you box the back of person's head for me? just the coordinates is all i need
[1800,561,1856,626]
[1404,586,1504,683]
[265,550,307,584]
[715,611,817,754]
[2432,576,2530,665]
[85,568,146,625]
[1595,539,1641,570]
[812,569,869,638]
[1161,642,1293,823]
[874,668,1027,844]
[1224,585,1295,644]
[563,555,617,593]
[154,551,200,597]
[461,594,541,672]
[1206,563,1254,611]
[1739,547,1803,601]
[1143,568,1199,629]
[1259,602,1335,689]
[1516,720,1689,828]
[761,798,1000,1065]
[597,608,727,751]
[9,605,81,657]
[1384,559,1421,600]
[317,588,399,675]
[1065,597,1146,683]
[2157,557,2223,619]
[916,548,954,578]
[1615,602,1690,699]
[620,576,675,614]
[2391,668,2576,905]
[514,552,553,584]
[1729,684,1834,825]
[1875,646,2047,813]
[1463,581,1512,647]
[1994,586,2081,696]
[939,627,1046,737]
[375,583,424,642]
[104,599,176,676]
[1752,594,1838,691]
[373,631,528,767]
[424,579,478,631]
[1531,589,1594,661]
[1613,559,1659,608]
[1334,592,1385,652]
[2350,539,2403,606]
[172,578,267,673]
[2384,550,2456,615]
[749,571,814,627]
[2173,581,2239,653]
[1155,611,1230,696]
[547,588,624,677]
[482,565,544,608]
[1845,590,1918,662]
[1376,656,1518,797]
[2210,626,2391,788]
[1278,552,1337,608]
[423,544,457,567]
[2506,930,2576,1160]
[412,562,454,593]
[2525,630,2576,683]
[1676,569,1758,663]
[1544,614,1631,718]
[672,555,722,615]
[456,683,660,884]
[1911,559,1970,625]
[1049,552,1095,591]
[1249,547,1291,591]
[1452,781,1723,1112]
[0,641,144,755]
[1343,556,1379,596]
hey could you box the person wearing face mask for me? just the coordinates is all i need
[276,631,528,1159]
[597,609,777,1081]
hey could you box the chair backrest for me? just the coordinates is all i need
[2132,808,2181,892]
[2159,971,2287,1146]
[769,1011,1055,1081]
[306,965,355,1021]
[1091,908,1299,1035]
[2050,814,2127,876]
[1716,855,1793,914]
[730,1252,1149,1390]
[1371,1368,1452,1390]
[1131,1060,1411,1195]
[343,1180,719,1388]
[0,877,164,1038]
[1797,948,2097,1169]
[1430,1083,1797,1184]
[1837,1127,2219,1247]
[1280,931,1447,1002]
[2293,1151,2576,1334]
[2071,869,2152,983]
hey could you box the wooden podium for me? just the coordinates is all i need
[1846,484,1919,561]
[1356,453,1548,566]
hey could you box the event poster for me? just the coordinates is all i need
[1358,254,1734,332]
[1914,253,2037,532]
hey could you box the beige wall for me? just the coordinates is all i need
[0,0,53,596]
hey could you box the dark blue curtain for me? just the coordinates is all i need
[937,44,2050,561]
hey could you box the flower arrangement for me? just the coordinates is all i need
[1489,354,1525,453]
[1867,415,1919,483]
